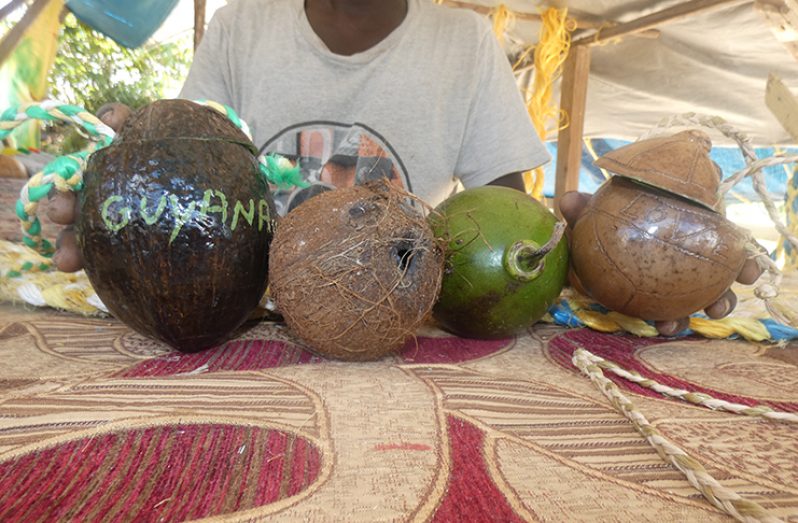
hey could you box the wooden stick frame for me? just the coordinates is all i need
[553,0,753,206]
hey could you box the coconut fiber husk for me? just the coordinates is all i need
[268,181,444,361]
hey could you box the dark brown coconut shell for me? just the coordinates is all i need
[269,181,444,361]
[570,176,749,321]
[594,130,723,212]
[77,99,275,351]
[113,99,258,154]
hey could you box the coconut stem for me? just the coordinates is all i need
[504,221,566,281]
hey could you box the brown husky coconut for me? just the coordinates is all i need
[269,181,444,361]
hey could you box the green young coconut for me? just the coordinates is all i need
[429,186,568,339]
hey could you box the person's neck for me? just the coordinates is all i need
[304,0,409,56]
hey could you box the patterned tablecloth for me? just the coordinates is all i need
[0,302,796,522]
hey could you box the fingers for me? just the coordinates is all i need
[46,101,129,274]
[737,257,762,285]
[704,289,737,319]
[46,190,77,225]
[654,317,690,337]
[737,240,767,285]
[653,289,738,336]
[53,226,83,272]
[96,102,132,132]
[558,191,591,227]
[46,191,81,272]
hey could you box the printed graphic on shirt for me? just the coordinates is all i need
[260,122,411,216]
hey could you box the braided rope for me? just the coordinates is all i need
[4,101,115,262]
[577,349,798,423]
[547,298,798,341]
[6,99,305,277]
[0,239,106,315]
[572,349,784,523]
[1,98,308,314]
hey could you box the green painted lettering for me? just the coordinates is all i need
[100,189,266,240]
[101,196,131,232]
[168,195,197,244]
[199,189,228,223]
[139,195,167,225]
[231,199,254,231]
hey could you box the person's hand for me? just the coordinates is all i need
[558,191,762,336]
[48,103,132,272]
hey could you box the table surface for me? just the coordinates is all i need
[0,302,796,522]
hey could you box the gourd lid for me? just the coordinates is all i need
[113,99,258,156]
[594,130,722,212]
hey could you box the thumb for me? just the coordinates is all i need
[558,191,591,227]
[96,102,132,132]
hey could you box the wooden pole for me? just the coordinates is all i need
[0,0,52,67]
[0,0,26,24]
[548,0,748,215]
[766,74,798,141]
[511,27,661,74]
[573,0,749,46]
[194,0,207,50]
[554,45,591,216]
[756,0,798,61]
[440,0,602,29]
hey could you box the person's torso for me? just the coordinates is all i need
[214,0,489,214]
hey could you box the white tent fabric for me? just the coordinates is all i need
[153,0,228,42]
[157,0,798,146]
[492,0,798,146]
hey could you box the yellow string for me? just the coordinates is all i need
[689,317,771,342]
[490,4,514,46]
[522,7,574,199]
[590,22,624,47]
[576,309,659,336]
[563,298,776,342]
[0,240,103,315]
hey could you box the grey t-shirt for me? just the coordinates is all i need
[180,0,549,215]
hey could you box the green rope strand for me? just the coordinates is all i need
[192,99,308,190]
[7,99,304,278]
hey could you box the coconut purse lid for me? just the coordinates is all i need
[594,130,722,212]
[113,99,258,156]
